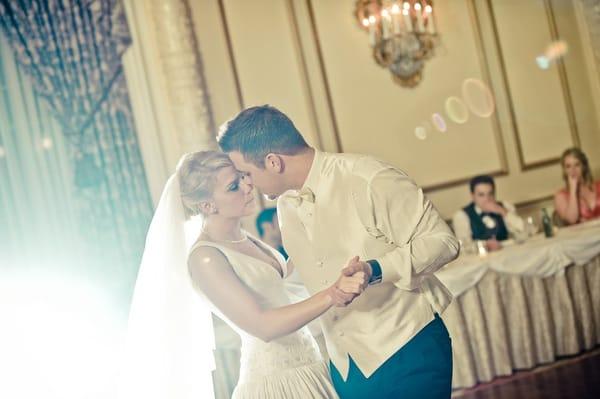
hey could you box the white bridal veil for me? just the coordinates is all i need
[117,173,215,398]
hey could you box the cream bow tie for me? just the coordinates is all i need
[289,187,315,207]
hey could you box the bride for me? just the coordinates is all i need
[118,151,367,399]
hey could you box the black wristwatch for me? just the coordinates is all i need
[366,259,383,285]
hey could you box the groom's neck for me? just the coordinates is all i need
[286,147,315,190]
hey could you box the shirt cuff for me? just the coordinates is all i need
[376,245,414,288]
[366,259,382,285]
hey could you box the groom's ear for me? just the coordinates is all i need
[264,153,284,174]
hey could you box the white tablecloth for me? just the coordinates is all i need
[436,219,600,296]
[435,219,600,389]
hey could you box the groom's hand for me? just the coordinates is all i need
[327,256,368,306]
[341,256,372,291]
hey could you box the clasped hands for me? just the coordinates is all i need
[326,256,373,307]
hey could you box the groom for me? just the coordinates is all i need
[218,105,459,399]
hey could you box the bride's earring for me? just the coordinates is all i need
[199,202,216,216]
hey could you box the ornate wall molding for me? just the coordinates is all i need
[150,0,216,152]
[486,0,581,171]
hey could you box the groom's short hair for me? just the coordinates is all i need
[217,105,309,167]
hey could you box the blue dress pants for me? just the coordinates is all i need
[330,314,452,399]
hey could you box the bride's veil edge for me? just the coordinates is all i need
[117,173,215,399]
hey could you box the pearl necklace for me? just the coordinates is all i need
[205,231,248,244]
[221,234,248,244]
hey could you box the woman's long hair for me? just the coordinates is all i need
[561,147,593,189]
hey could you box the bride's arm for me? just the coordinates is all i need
[188,246,365,342]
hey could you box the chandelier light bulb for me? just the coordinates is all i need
[362,18,370,27]
[382,9,390,18]
[425,5,433,13]
[368,15,376,24]
[414,3,422,11]
[391,4,400,14]
[403,2,410,11]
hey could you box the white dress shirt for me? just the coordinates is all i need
[452,202,525,243]
[277,150,459,380]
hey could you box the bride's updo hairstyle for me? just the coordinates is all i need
[177,151,234,218]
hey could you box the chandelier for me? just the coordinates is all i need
[354,0,439,87]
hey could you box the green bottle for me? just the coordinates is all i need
[541,208,554,238]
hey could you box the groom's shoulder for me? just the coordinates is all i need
[332,153,404,180]
[322,152,409,186]
[324,152,382,173]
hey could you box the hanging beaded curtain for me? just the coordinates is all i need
[0,0,153,284]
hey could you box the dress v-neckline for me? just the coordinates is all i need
[193,235,287,279]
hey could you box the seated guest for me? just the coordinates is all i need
[255,207,288,259]
[453,175,524,251]
[554,147,600,225]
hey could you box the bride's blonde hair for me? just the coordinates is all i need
[177,151,234,217]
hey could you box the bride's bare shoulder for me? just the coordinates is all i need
[188,244,231,273]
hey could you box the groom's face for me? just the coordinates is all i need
[228,151,286,198]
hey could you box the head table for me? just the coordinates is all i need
[435,219,600,388]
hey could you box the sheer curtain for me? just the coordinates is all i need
[0,1,154,397]
[0,32,79,272]
[0,32,121,399]
[0,0,154,294]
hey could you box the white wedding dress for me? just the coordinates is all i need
[189,238,339,399]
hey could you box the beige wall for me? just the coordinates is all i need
[129,0,600,218]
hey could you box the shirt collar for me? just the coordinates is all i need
[300,149,324,196]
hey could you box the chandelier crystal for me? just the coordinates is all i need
[355,0,439,87]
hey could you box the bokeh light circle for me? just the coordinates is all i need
[431,113,447,132]
[545,40,568,60]
[444,96,469,124]
[536,55,550,70]
[461,78,495,118]
[41,137,53,150]
[536,40,568,70]
[415,126,427,140]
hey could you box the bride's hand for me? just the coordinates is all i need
[327,272,367,307]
